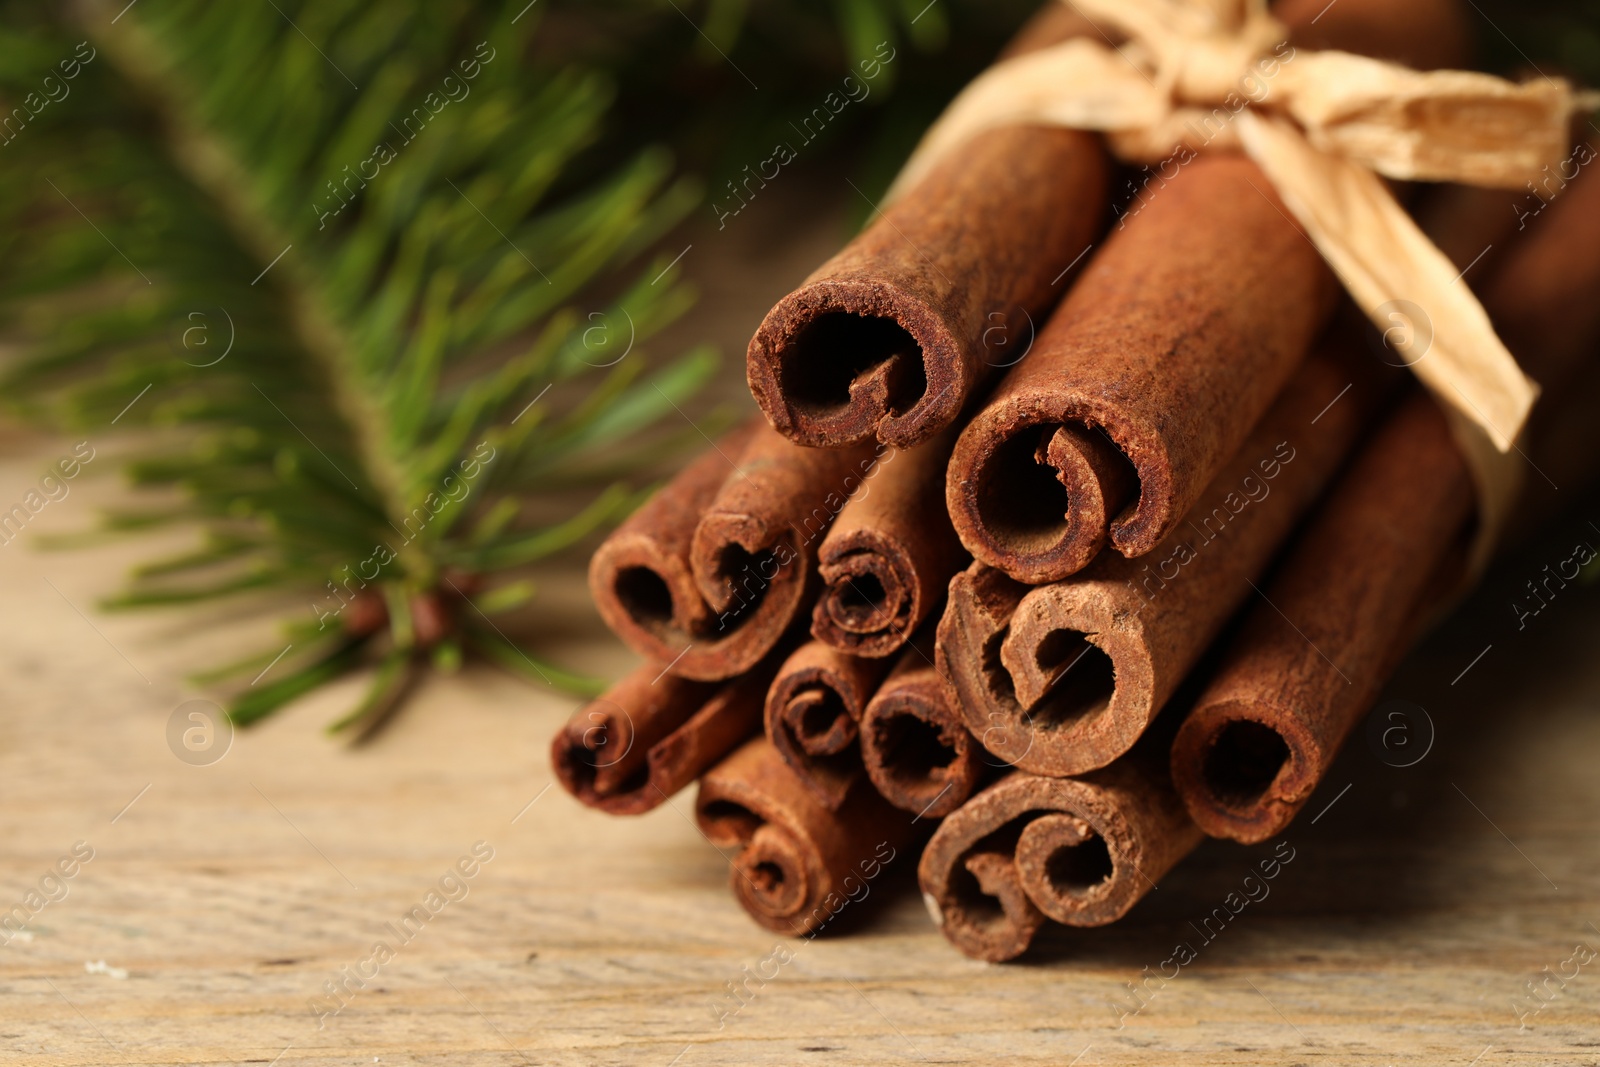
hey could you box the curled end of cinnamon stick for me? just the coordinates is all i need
[550,664,720,814]
[1011,809,1133,927]
[589,536,710,671]
[696,784,824,937]
[588,422,781,682]
[765,641,891,810]
[948,410,1142,584]
[591,534,794,681]
[812,530,921,657]
[1170,701,1319,844]
[683,512,810,670]
[697,738,914,937]
[921,768,1199,960]
[942,569,1154,778]
[860,660,984,819]
[747,280,965,449]
[917,782,1046,963]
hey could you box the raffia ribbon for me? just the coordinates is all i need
[888,0,1600,567]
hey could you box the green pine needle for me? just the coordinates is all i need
[0,0,1044,735]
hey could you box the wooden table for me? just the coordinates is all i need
[5,196,1600,1063]
[6,431,1600,1066]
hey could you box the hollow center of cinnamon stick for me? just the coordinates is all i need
[1043,834,1113,893]
[784,686,856,756]
[1030,629,1115,728]
[870,709,958,784]
[835,572,889,628]
[952,854,1013,928]
[974,424,1074,552]
[614,566,674,626]
[981,627,1018,703]
[704,542,780,623]
[1203,720,1290,808]
[950,820,1031,930]
[750,860,786,893]
[780,312,927,417]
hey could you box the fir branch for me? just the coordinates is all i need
[0,0,1048,736]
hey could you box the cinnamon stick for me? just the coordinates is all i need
[941,337,1391,777]
[811,429,969,658]
[744,16,1112,451]
[1169,393,1469,841]
[765,639,893,810]
[945,150,1336,584]
[696,737,918,937]
[589,421,757,678]
[860,631,986,819]
[552,656,775,815]
[942,0,1470,586]
[1172,149,1600,842]
[918,739,1200,962]
[589,418,877,681]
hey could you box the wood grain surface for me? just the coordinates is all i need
[4,191,1600,1063]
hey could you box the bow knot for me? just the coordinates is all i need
[886,0,1600,567]
[1087,0,1287,107]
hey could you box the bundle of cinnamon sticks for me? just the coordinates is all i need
[556,0,1600,959]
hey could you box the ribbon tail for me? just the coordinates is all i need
[1237,111,1530,573]
[1236,111,1539,450]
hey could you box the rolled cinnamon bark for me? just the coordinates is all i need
[744,16,1112,451]
[942,0,1471,586]
[552,656,775,815]
[811,429,969,658]
[696,737,918,937]
[1172,146,1600,842]
[860,632,986,819]
[935,559,1031,764]
[945,151,1337,584]
[765,640,893,810]
[1169,394,1469,841]
[919,741,1200,963]
[589,418,877,681]
[941,339,1392,777]
[589,421,756,678]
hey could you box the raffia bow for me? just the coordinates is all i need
[888,0,1600,564]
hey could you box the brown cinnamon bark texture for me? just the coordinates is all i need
[765,640,893,811]
[552,656,776,815]
[935,559,1031,765]
[744,16,1112,451]
[918,742,1201,962]
[945,151,1338,584]
[589,418,879,681]
[1172,149,1600,842]
[689,422,883,649]
[1169,394,1471,841]
[811,428,969,658]
[942,0,1470,586]
[589,420,757,679]
[942,340,1392,777]
[696,737,918,937]
[860,632,986,819]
